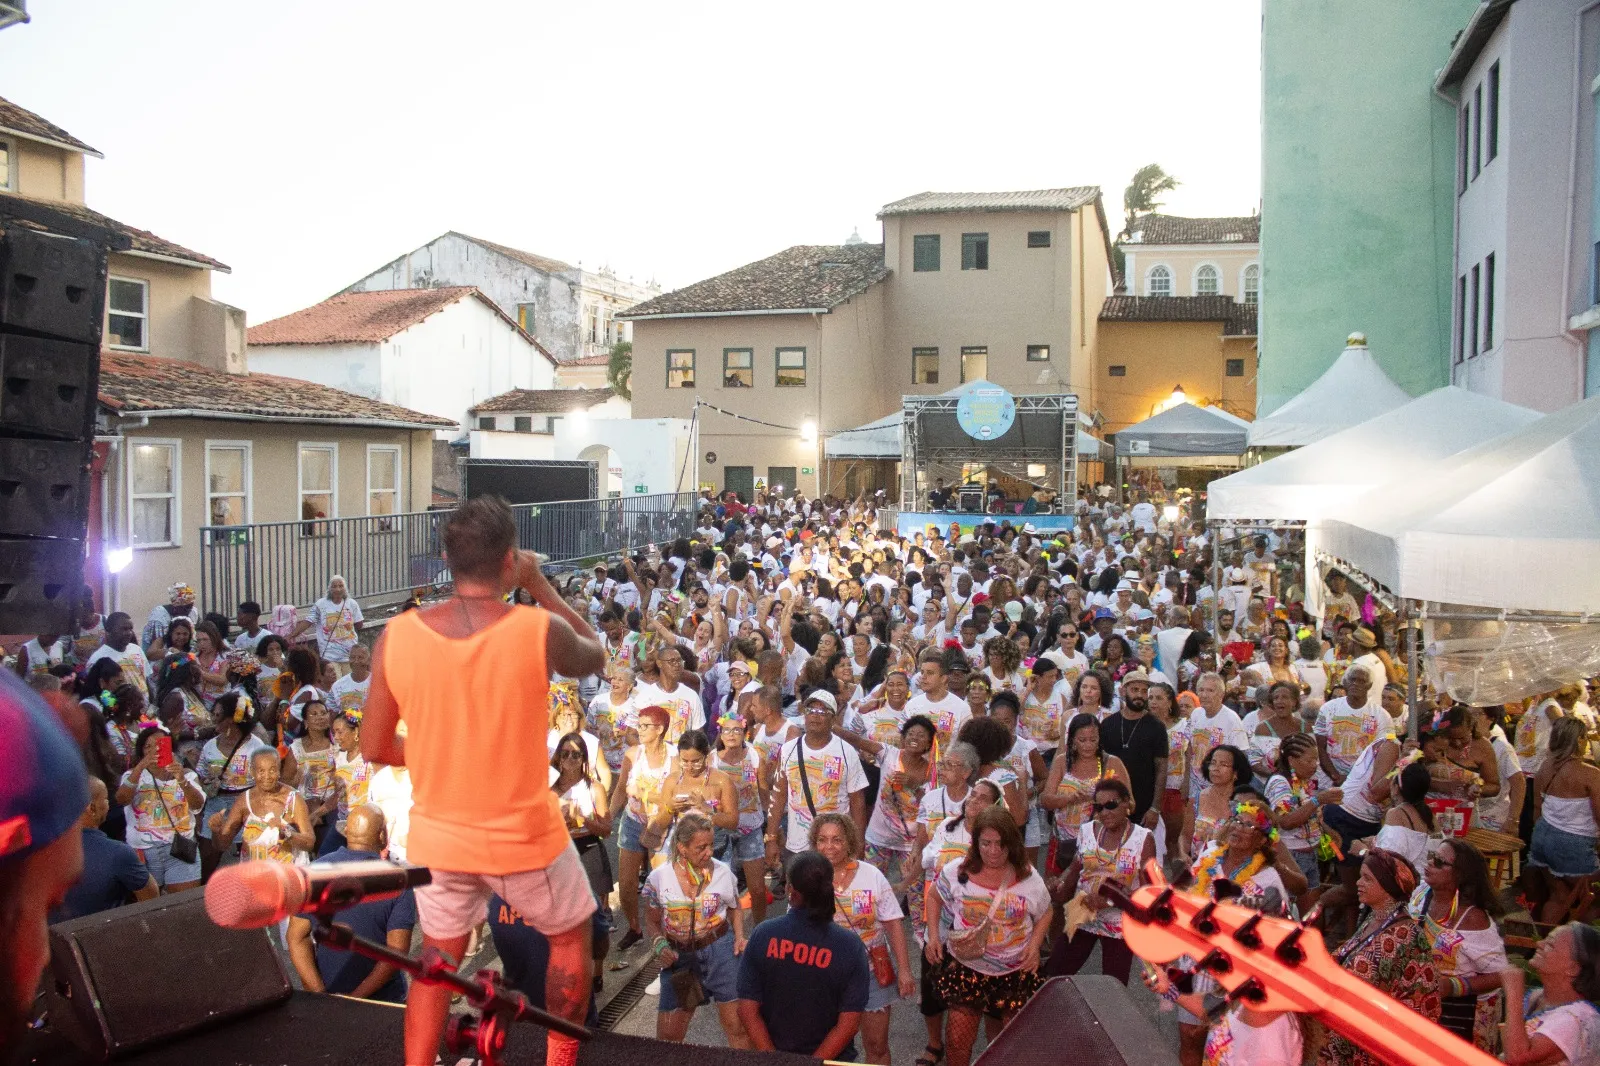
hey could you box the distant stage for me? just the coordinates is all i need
[894,510,1076,538]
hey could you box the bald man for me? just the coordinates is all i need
[287,804,416,1003]
[51,777,157,922]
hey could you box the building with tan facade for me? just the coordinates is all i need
[1120,213,1260,304]
[621,188,1117,499]
[0,94,447,616]
[1095,295,1258,434]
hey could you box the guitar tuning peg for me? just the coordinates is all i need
[1190,900,1218,935]
[1196,948,1232,976]
[1274,925,1306,966]
[1231,913,1264,950]
[1225,977,1267,1006]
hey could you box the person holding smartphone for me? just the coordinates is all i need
[115,727,204,892]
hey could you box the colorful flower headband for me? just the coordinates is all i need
[232,694,255,723]
[97,690,118,712]
[340,708,363,729]
[1231,800,1278,843]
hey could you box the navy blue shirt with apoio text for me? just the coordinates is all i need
[736,910,869,1057]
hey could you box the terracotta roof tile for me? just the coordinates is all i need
[471,387,616,414]
[1121,214,1260,245]
[0,94,99,155]
[0,191,228,270]
[618,244,887,319]
[248,287,555,366]
[98,352,455,428]
[249,287,476,344]
[567,353,612,367]
[1100,295,1258,337]
[878,187,1100,217]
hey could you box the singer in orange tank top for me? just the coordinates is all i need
[362,496,607,1066]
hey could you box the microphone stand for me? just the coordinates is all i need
[311,910,591,1066]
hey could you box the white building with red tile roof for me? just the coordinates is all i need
[247,286,557,439]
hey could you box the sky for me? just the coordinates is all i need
[0,0,1262,323]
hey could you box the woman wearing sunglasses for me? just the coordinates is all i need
[550,731,616,983]
[1045,778,1154,985]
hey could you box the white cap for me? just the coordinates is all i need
[803,690,838,713]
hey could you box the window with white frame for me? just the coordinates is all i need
[130,440,179,548]
[205,441,250,527]
[368,445,401,529]
[299,443,336,534]
[107,277,149,351]
[1242,264,1260,306]
[1146,265,1172,297]
[0,138,10,191]
[1194,264,1220,296]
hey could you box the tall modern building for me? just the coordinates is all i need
[1258,0,1478,414]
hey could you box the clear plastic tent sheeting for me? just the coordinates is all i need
[1424,608,1600,706]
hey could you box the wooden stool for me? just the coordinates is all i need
[1462,828,1522,891]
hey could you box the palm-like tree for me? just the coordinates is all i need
[1122,163,1180,238]
[607,341,632,400]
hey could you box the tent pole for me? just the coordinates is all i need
[1404,602,1418,742]
[1209,520,1222,636]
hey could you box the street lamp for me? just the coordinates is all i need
[105,545,133,574]
[800,420,817,444]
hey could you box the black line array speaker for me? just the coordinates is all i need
[43,889,293,1060]
[0,217,109,633]
[975,976,1181,1066]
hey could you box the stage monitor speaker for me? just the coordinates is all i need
[44,889,292,1060]
[0,218,108,634]
[975,976,1180,1066]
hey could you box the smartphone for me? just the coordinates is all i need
[156,735,173,767]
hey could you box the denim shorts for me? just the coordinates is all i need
[1529,819,1600,878]
[657,929,740,1010]
[199,793,240,841]
[718,824,765,864]
[864,967,901,1011]
[1289,848,1320,889]
[136,840,201,887]
[618,812,648,853]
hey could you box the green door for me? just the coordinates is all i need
[767,467,797,495]
[723,466,754,502]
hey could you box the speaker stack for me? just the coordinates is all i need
[0,207,113,634]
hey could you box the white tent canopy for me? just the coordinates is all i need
[1115,402,1249,458]
[825,410,901,459]
[1248,334,1413,448]
[1317,393,1600,615]
[1208,386,1542,524]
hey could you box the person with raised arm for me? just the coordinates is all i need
[361,496,606,1066]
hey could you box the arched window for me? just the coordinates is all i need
[1242,263,1260,305]
[1146,265,1172,297]
[1195,264,1220,296]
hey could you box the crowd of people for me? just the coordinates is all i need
[11,484,1600,1065]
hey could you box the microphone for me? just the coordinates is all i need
[205,859,432,929]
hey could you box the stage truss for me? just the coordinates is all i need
[899,392,1078,511]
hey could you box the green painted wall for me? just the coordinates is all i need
[1259,0,1478,415]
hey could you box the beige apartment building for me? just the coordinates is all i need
[622,189,1116,499]
[1120,213,1261,303]
[1,94,446,615]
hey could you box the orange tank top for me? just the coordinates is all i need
[382,605,565,874]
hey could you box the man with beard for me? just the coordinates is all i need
[0,670,89,1059]
[1097,669,1168,828]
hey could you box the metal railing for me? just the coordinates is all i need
[197,493,697,616]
